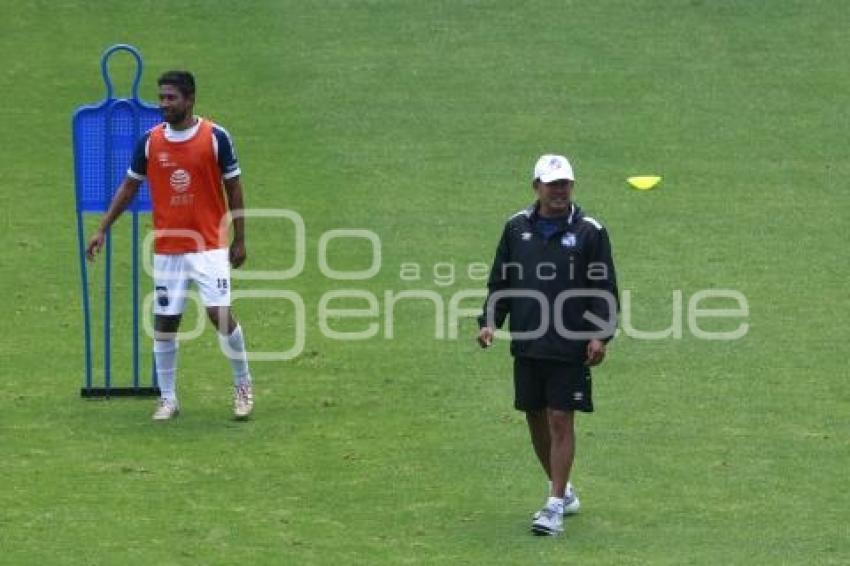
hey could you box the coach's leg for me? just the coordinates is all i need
[207,306,251,386]
[517,358,550,479]
[546,409,575,502]
[526,410,551,479]
[154,314,182,403]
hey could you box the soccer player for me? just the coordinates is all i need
[477,154,618,536]
[86,70,254,421]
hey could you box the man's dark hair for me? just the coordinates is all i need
[157,71,195,98]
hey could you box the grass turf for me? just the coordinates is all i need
[1,1,848,564]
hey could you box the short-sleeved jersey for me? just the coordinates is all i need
[127,118,240,254]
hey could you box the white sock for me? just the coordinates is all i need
[219,324,251,387]
[154,339,178,401]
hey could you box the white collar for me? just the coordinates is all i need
[163,117,202,142]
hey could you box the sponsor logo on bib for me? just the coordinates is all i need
[170,169,191,193]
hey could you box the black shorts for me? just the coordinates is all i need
[513,356,593,413]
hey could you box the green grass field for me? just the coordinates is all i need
[1,1,848,564]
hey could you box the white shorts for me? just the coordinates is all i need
[153,248,231,316]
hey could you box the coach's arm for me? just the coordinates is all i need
[584,226,619,366]
[223,176,247,269]
[477,222,512,348]
[86,176,142,261]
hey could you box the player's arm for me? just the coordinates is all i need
[214,125,246,268]
[87,133,149,261]
[223,176,246,268]
[86,176,142,261]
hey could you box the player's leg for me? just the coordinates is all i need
[206,305,236,335]
[192,249,253,419]
[207,306,254,419]
[207,305,249,373]
[152,254,189,421]
[153,314,182,411]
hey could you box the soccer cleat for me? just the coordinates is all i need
[152,399,179,421]
[233,382,254,420]
[531,503,564,536]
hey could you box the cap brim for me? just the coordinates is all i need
[538,172,574,183]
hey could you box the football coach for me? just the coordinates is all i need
[477,154,619,536]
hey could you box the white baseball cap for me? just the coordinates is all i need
[533,154,574,183]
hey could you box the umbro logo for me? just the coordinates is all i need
[521,232,532,241]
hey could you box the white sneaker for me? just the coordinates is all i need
[534,483,580,518]
[233,382,254,420]
[564,485,581,515]
[531,501,564,536]
[152,398,179,421]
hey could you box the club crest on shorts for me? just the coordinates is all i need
[155,286,169,307]
[561,233,577,247]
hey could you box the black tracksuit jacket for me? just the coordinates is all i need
[478,202,619,364]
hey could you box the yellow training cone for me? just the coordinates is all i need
[627,175,662,190]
